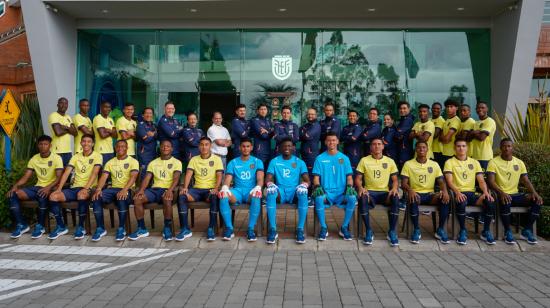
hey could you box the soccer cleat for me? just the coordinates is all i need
[247,229,257,242]
[175,228,192,242]
[387,230,399,247]
[128,227,149,241]
[456,229,468,245]
[435,228,450,244]
[339,226,352,241]
[115,227,126,241]
[162,226,173,241]
[266,228,278,244]
[318,227,328,241]
[222,228,234,241]
[91,227,107,242]
[480,230,495,245]
[296,228,305,244]
[31,224,45,239]
[410,228,421,244]
[521,229,538,245]
[47,225,69,240]
[362,229,374,245]
[504,230,516,245]
[74,226,86,240]
[10,224,30,239]
[206,227,216,242]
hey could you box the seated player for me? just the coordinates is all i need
[130,140,182,241]
[487,138,543,244]
[401,141,451,244]
[444,138,495,245]
[218,138,264,242]
[355,138,400,246]
[178,137,223,241]
[7,135,64,238]
[49,134,102,240]
[265,138,310,244]
[313,132,357,241]
[91,140,139,241]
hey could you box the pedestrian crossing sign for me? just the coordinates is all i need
[0,89,21,137]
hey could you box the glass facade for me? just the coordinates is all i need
[76,29,490,128]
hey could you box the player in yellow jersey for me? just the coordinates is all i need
[444,138,495,245]
[487,138,543,245]
[48,97,77,166]
[410,104,435,159]
[116,103,137,157]
[355,138,400,246]
[431,102,446,168]
[130,140,182,241]
[401,141,450,244]
[179,137,224,241]
[439,99,461,163]
[73,99,93,154]
[49,134,103,240]
[93,101,117,163]
[458,104,476,157]
[7,136,64,239]
[470,101,496,170]
[91,140,139,242]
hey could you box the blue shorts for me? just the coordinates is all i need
[62,187,85,201]
[502,193,533,207]
[230,187,254,205]
[278,187,298,204]
[22,186,47,202]
[101,153,114,165]
[99,188,132,204]
[144,188,167,203]
[59,153,72,167]
[322,191,352,209]
[188,188,213,202]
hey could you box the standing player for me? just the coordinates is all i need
[355,138,400,246]
[49,97,77,166]
[7,136,64,239]
[116,103,137,158]
[470,101,496,170]
[136,107,157,179]
[444,138,495,245]
[299,107,321,176]
[182,112,205,163]
[395,101,415,169]
[265,138,310,244]
[251,103,274,167]
[361,107,382,156]
[49,134,102,240]
[439,99,461,163]
[157,101,183,161]
[319,101,341,152]
[431,102,446,168]
[458,104,475,157]
[341,110,363,170]
[130,140,182,241]
[410,104,435,159]
[382,113,398,162]
[487,138,543,244]
[178,137,223,241]
[231,104,250,157]
[273,105,299,153]
[93,101,117,164]
[401,141,451,244]
[313,132,357,241]
[218,138,264,241]
[91,140,139,241]
[73,99,93,154]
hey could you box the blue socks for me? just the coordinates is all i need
[296,194,308,230]
[9,195,24,225]
[219,197,233,230]
[342,196,357,229]
[248,197,261,230]
[266,192,277,230]
[315,196,327,229]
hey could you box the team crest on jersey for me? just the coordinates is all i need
[382,163,388,169]
[479,123,483,128]
[427,167,433,174]
[292,162,297,168]
[250,164,255,169]
[338,158,344,164]
[514,165,519,171]
[421,125,425,130]
[89,159,94,164]
[167,164,173,169]
[48,161,52,167]
[124,163,129,169]
[209,161,214,167]
[468,164,474,170]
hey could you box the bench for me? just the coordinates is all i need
[450,191,497,239]
[496,201,537,240]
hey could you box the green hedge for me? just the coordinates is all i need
[0,160,32,229]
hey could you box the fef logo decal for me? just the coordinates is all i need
[272,55,292,81]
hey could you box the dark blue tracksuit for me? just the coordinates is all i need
[382,126,398,162]
[136,120,157,174]
[274,119,299,153]
[250,116,274,166]
[231,117,250,157]
[341,122,363,169]
[361,120,382,156]
[320,116,341,152]
[299,120,321,175]
[395,114,415,168]
[157,115,183,160]
[181,125,205,163]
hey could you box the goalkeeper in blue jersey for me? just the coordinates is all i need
[265,138,310,244]
[313,132,357,241]
[218,138,264,242]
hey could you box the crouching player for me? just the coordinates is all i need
[313,132,357,241]
[487,138,543,244]
[130,140,182,241]
[219,138,264,241]
[179,137,223,241]
[7,135,64,238]
[265,138,310,244]
[91,140,139,241]
[355,138,400,246]
[401,141,451,244]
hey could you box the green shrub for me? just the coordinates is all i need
[512,143,550,204]
[0,160,32,229]
[539,206,550,238]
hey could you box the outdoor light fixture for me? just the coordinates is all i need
[457,7,465,11]
[45,3,59,13]
[367,8,376,12]
[101,9,109,14]
[278,8,287,12]
[189,8,198,13]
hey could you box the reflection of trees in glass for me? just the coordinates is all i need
[250,82,298,118]
[198,34,236,93]
[449,84,468,104]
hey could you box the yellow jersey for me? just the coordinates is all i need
[48,112,73,154]
[73,113,92,154]
[356,155,398,192]
[27,153,64,187]
[68,151,103,188]
[412,120,435,159]
[443,156,483,192]
[459,118,476,156]
[103,155,139,189]
[146,157,183,189]
[431,116,445,153]
[441,116,461,156]
[472,117,496,161]
[187,154,224,189]
[93,115,115,154]
[401,158,443,193]
[116,117,137,156]
[486,156,527,194]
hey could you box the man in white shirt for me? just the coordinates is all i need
[207,111,232,168]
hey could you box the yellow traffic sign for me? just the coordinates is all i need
[0,89,21,138]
